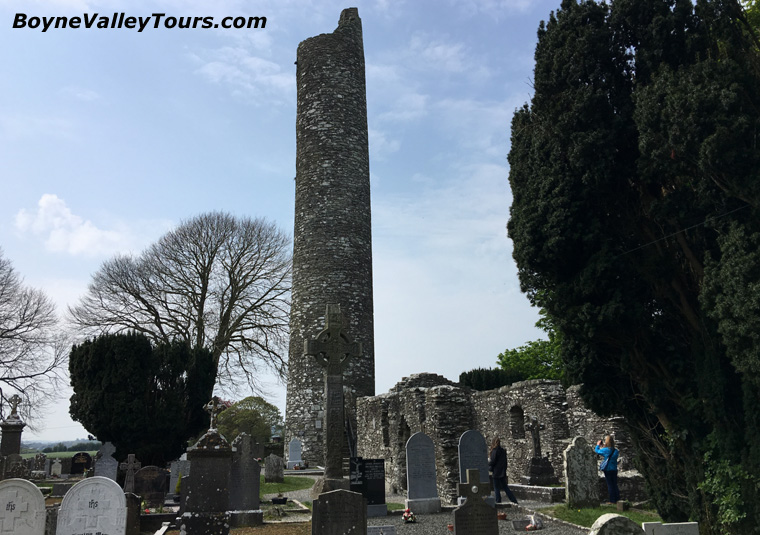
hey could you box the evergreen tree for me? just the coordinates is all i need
[69,332,215,465]
[508,0,760,532]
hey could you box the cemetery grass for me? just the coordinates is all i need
[537,503,661,527]
[259,475,315,495]
[20,450,98,459]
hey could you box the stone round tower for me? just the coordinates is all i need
[285,7,375,469]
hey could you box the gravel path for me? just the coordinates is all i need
[264,475,590,535]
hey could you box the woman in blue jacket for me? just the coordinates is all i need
[594,435,620,504]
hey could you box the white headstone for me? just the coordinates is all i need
[51,459,62,477]
[57,476,127,535]
[564,436,601,508]
[589,513,645,535]
[642,522,699,535]
[405,432,441,514]
[0,478,46,535]
[93,442,119,481]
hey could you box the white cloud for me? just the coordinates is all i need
[409,35,468,73]
[15,194,132,256]
[192,46,294,103]
[368,128,400,160]
[61,86,101,102]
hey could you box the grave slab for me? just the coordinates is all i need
[287,438,303,469]
[642,522,699,535]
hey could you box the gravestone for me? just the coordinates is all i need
[350,457,386,517]
[564,436,600,508]
[56,476,127,535]
[521,416,559,486]
[133,465,168,508]
[264,454,284,483]
[457,430,493,506]
[51,459,62,478]
[94,442,119,481]
[32,453,46,472]
[169,459,191,499]
[229,433,262,512]
[119,454,141,493]
[311,489,366,535]
[287,438,303,469]
[306,304,361,495]
[0,478,46,534]
[453,469,498,535]
[405,432,441,514]
[179,396,233,535]
[70,452,93,475]
[590,514,645,535]
[642,522,699,535]
[0,394,26,457]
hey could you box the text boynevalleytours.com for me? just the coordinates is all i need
[13,13,267,32]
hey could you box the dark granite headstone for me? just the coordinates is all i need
[312,489,367,535]
[350,457,386,516]
[69,452,92,475]
[133,465,168,508]
[453,469,498,535]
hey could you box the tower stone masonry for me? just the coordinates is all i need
[285,7,375,469]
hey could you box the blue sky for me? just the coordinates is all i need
[1,0,558,442]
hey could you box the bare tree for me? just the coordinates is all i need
[69,212,291,392]
[0,249,66,424]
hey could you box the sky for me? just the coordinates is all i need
[1,0,560,442]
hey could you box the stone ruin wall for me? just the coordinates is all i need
[356,374,634,504]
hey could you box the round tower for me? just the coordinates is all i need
[285,7,375,469]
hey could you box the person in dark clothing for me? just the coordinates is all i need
[488,437,518,504]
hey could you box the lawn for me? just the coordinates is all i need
[259,475,315,496]
[537,503,661,527]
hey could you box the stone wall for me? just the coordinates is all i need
[284,7,375,469]
[356,374,638,504]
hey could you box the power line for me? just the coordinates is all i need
[616,204,751,258]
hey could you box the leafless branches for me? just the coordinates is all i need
[69,212,291,393]
[0,249,66,426]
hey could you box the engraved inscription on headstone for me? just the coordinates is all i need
[56,477,127,535]
[405,432,440,514]
[458,430,491,485]
[0,478,46,535]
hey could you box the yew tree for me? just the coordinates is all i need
[508,0,760,532]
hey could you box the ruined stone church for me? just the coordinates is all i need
[283,8,641,505]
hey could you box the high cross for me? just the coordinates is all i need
[304,304,362,480]
[305,304,362,376]
[120,454,141,493]
[205,396,225,429]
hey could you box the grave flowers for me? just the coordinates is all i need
[402,508,416,523]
